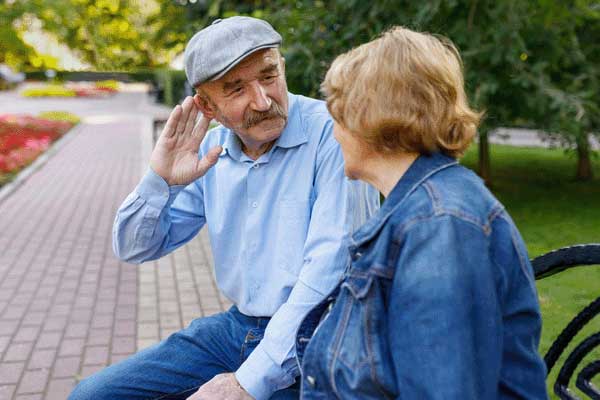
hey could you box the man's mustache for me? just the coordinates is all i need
[243,102,287,129]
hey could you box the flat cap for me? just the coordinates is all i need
[184,16,282,87]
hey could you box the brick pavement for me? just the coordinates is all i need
[0,89,230,400]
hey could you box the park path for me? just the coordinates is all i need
[0,85,230,400]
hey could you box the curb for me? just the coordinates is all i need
[0,122,84,206]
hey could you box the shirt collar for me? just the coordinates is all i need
[350,152,458,249]
[219,92,307,162]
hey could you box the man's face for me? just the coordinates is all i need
[195,49,289,151]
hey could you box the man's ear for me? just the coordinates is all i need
[193,93,216,119]
[280,56,286,74]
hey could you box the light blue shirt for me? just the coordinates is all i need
[113,93,379,399]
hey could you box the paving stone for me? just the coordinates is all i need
[3,342,34,362]
[0,385,16,400]
[91,315,113,329]
[21,313,46,327]
[0,338,9,356]
[83,346,108,366]
[14,326,41,343]
[46,378,76,399]
[111,337,135,355]
[52,357,81,378]
[136,339,158,351]
[35,333,61,350]
[58,339,85,357]
[87,329,111,346]
[80,365,104,379]
[42,317,67,332]
[114,321,135,336]
[17,369,49,394]
[0,362,25,384]
[64,323,89,339]
[27,349,56,370]
[15,394,43,400]
[0,321,19,336]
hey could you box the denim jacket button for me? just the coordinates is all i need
[306,375,316,388]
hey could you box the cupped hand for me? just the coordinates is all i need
[150,96,222,186]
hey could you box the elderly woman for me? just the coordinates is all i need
[296,27,548,399]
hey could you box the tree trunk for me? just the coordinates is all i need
[575,133,593,181]
[478,128,492,186]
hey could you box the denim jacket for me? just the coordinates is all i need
[296,153,548,399]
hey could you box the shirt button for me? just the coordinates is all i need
[252,163,259,169]
[252,202,258,208]
[306,375,316,388]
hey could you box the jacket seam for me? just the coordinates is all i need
[501,213,537,292]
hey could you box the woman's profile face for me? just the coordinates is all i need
[332,122,369,180]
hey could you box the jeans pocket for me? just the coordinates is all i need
[240,327,264,363]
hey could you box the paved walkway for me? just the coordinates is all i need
[0,85,230,400]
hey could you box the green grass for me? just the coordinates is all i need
[461,144,600,399]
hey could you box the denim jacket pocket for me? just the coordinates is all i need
[326,270,396,398]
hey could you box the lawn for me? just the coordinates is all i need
[461,144,600,399]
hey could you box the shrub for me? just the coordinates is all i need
[21,85,76,97]
[94,80,119,91]
[38,111,81,124]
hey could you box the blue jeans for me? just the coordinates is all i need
[69,306,299,400]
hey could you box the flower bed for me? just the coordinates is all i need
[21,80,119,98]
[0,112,79,186]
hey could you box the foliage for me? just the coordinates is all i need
[21,85,76,97]
[94,79,120,90]
[38,111,81,124]
[199,0,598,180]
[21,82,118,97]
[0,0,43,69]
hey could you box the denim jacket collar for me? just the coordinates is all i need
[349,153,458,251]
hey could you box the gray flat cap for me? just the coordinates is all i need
[184,16,282,87]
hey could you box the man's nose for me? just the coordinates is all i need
[249,82,272,111]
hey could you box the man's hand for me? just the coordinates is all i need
[150,96,222,186]
[186,373,254,400]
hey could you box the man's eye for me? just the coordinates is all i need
[263,75,276,82]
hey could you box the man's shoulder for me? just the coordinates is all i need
[292,94,331,129]
[293,93,329,117]
[289,93,335,149]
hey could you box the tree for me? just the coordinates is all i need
[527,0,599,181]
[0,0,44,69]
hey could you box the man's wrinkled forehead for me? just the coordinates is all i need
[201,48,282,92]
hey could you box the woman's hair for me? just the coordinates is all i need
[321,26,482,158]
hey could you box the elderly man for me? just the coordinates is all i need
[69,16,378,400]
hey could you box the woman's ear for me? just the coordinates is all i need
[193,93,216,119]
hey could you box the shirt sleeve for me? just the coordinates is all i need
[235,123,380,399]
[112,167,207,264]
[387,215,505,399]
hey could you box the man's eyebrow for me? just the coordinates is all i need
[222,79,244,92]
[260,63,279,74]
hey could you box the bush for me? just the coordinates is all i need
[38,111,81,124]
[21,85,76,97]
[94,80,119,91]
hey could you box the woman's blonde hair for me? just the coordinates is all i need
[322,26,482,158]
